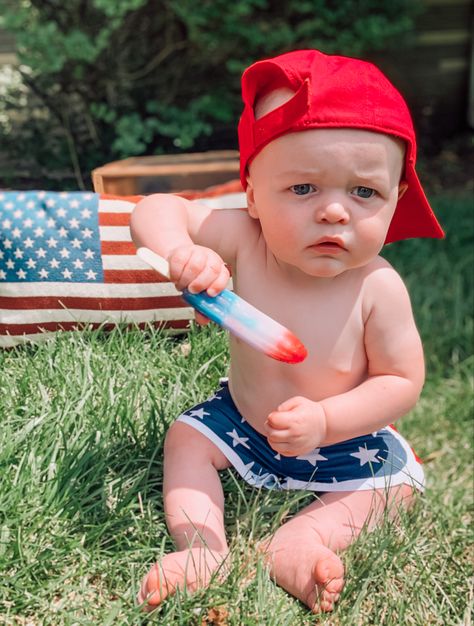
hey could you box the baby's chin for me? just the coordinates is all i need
[275,259,350,282]
[297,258,353,279]
[296,252,383,279]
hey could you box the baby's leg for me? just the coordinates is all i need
[138,421,232,609]
[262,484,414,612]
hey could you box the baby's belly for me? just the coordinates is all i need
[227,340,367,435]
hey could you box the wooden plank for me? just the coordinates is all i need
[93,158,239,180]
[417,30,471,46]
[439,57,469,72]
[376,41,470,70]
[416,6,473,31]
[94,161,239,178]
[423,0,471,6]
[91,150,241,195]
[0,32,15,53]
[0,52,17,65]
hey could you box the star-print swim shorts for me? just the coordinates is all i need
[176,380,424,492]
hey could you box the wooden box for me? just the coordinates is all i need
[91,150,240,195]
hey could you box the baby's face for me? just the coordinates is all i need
[246,128,407,278]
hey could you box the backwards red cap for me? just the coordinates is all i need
[238,49,444,243]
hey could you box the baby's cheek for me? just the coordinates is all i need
[357,220,389,253]
[262,225,297,258]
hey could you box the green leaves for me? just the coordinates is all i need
[93,0,148,18]
[0,0,421,189]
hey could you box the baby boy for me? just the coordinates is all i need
[130,49,443,613]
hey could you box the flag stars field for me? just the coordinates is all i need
[0,191,103,284]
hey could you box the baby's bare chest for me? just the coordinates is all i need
[236,261,364,340]
[231,264,368,400]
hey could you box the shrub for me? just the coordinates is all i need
[0,0,421,189]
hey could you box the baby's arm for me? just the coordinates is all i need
[266,266,424,454]
[319,267,424,445]
[130,193,248,296]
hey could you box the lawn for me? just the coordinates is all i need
[0,193,472,625]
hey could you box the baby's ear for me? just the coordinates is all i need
[246,176,259,219]
[398,182,408,200]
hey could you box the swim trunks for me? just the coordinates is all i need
[177,380,424,492]
[176,380,425,492]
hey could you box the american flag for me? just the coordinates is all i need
[0,188,245,348]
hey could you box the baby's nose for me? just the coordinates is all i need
[315,200,350,224]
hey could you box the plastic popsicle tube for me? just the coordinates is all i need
[136,247,308,364]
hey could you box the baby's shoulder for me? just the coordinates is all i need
[360,255,403,284]
[193,205,261,265]
[359,256,410,315]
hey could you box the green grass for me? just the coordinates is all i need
[0,193,472,625]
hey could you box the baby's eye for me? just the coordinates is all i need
[352,186,376,199]
[290,184,315,196]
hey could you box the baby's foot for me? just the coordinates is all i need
[137,547,229,610]
[265,539,345,612]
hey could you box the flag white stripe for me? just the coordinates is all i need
[0,277,232,298]
[1,332,49,348]
[192,193,247,209]
[98,199,137,213]
[1,306,195,325]
[99,226,131,241]
[98,193,247,215]
[0,281,181,297]
[101,255,150,270]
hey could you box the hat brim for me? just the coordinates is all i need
[385,163,444,243]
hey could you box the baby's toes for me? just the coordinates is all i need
[314,555,344,588]
[318,591,340,612]
[138,564,167,609]
[310,555,345,612]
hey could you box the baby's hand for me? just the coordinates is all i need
[168,244,229,296]
[265,396,327,457]
[168,245,230,325]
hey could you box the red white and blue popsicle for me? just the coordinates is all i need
[136,247,307,364]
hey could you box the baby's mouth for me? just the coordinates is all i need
[311,238,347,253]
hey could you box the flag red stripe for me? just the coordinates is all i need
[98,213,131,226]
[0,295,184,310]
[101,241,137,255]
[0,319,190,335]
[103,269,162,283]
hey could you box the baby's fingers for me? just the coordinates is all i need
[169,248,207,290]
[267,438,299,457]
[266,410,293,430]
[168,246,226,295]
[188,262,229,296]
[207,264,231,297]
[276,396,306,412]
[266,427,291,444]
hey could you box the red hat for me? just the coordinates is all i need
[238,49,444,243]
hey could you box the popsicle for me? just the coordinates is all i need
[136,247,307,364]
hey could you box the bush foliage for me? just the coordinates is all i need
[0,0,420,189]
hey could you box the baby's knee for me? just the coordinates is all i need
[385,482,417,519]
[164,421,201,456]
[164,421,185,450]
[164,421,231,470]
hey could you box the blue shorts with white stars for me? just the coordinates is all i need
[176,380,424,492]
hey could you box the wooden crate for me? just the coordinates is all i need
[91,150,240,195]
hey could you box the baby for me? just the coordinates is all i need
[130,49,444,613]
